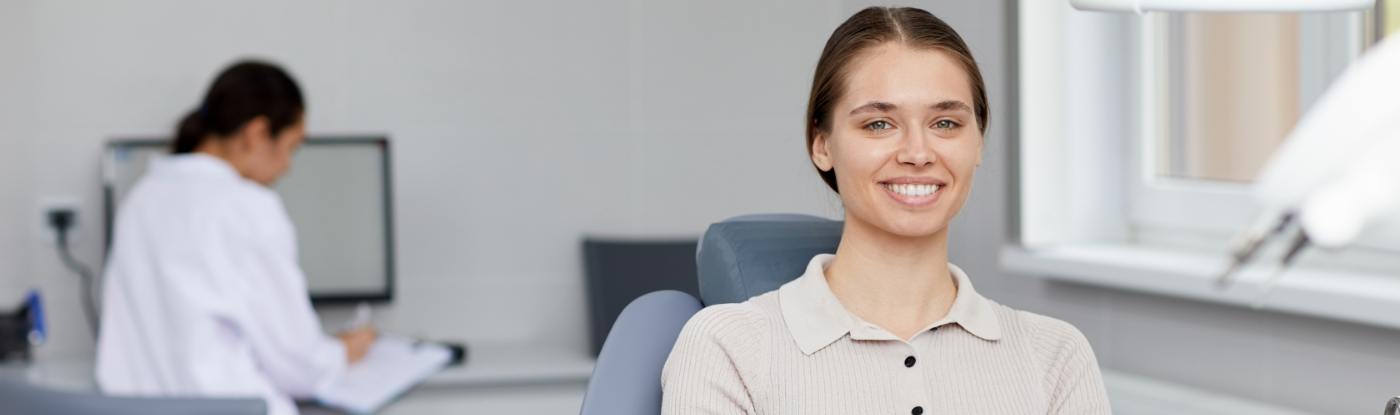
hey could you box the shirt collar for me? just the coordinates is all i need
[778,254,1003,355]
[152,153,241,181]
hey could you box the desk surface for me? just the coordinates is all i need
[1,343,596,392]
[422,343,594,388]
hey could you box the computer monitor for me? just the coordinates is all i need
[102,136,396,304]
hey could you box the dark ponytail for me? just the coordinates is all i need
[173,109,206,154]
[172,60,306,154]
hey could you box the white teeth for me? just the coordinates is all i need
[884,183,940,197]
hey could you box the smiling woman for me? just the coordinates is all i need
[660,7,1111,415]
[808,40,983,247]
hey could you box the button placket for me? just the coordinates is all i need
[899,341,928,415]
[908,326,940,414]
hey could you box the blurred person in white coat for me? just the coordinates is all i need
[96,60,376,415]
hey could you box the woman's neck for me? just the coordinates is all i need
[824,214,958,341]
[195,140,252,182]
[195,139,237,166]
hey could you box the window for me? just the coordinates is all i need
[1009,1,1400,331]
[1159,13,1300,183]
[1133,9,1400,256]
[1388,0,1400,35]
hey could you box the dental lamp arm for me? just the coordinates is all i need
[1219,35,1400,285]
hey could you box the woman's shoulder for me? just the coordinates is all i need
[679,291,783,344]
[665,293,780,383]
[662,294,782,412]
[992,303,1111,410]
[668,293,783,367]
[222,179,285,214]
[995,303,1094,353]
[992,303,1102,377]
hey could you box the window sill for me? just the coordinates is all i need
[999,243,1400,331]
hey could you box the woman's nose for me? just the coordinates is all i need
[896,130,936,167]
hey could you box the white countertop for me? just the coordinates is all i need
[419,343,594,389]
[1,343,596,392]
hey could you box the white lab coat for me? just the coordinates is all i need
[97,154,345,415]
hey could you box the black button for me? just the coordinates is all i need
[904,356,916,368]
[912,406,924,415]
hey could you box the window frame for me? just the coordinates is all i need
[1129,11,1375,245]
[1007,0,1400,331]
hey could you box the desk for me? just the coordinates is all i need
[1,343,596,414]
[420,343,594,389]
[382,344,594,414]
[0,357,94,390]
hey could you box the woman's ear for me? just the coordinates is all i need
[811,131,834,172]
[975,134,985,168]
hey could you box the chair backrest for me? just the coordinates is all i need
[695,214,842,305]
[579,290,702,415]
[0,376,267,415]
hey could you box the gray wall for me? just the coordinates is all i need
[1,1,1397,414]
[0,1,35,304]
[0,0,843,359]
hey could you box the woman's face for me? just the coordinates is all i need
[236,116,305,186]
[811,43,983,239]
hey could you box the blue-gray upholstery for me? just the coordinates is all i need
[579,214,840,415]
[696,214,842,305]
[580,290,703,415]
[0,376,266,415]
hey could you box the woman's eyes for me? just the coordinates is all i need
[863,120,894,132]
[861,119,961,133]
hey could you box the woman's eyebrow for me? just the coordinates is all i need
[932,100,972,113]
[849,100,970,116]
[849,101,896,115]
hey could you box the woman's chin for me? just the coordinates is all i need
[843,199,954,239]
[873,215,949,239]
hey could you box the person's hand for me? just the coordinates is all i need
[338,326,377,364]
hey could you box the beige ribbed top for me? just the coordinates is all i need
[661,254,1111,414]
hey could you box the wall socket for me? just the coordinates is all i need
[37,197,82,244]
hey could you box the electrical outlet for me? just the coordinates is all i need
[36,197,82,244]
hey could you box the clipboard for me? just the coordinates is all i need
[314,335,453,414]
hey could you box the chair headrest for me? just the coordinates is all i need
[696,214,842,305]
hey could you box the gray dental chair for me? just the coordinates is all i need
[579,214,841,415]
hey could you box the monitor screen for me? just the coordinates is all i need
[102,137,395,303]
